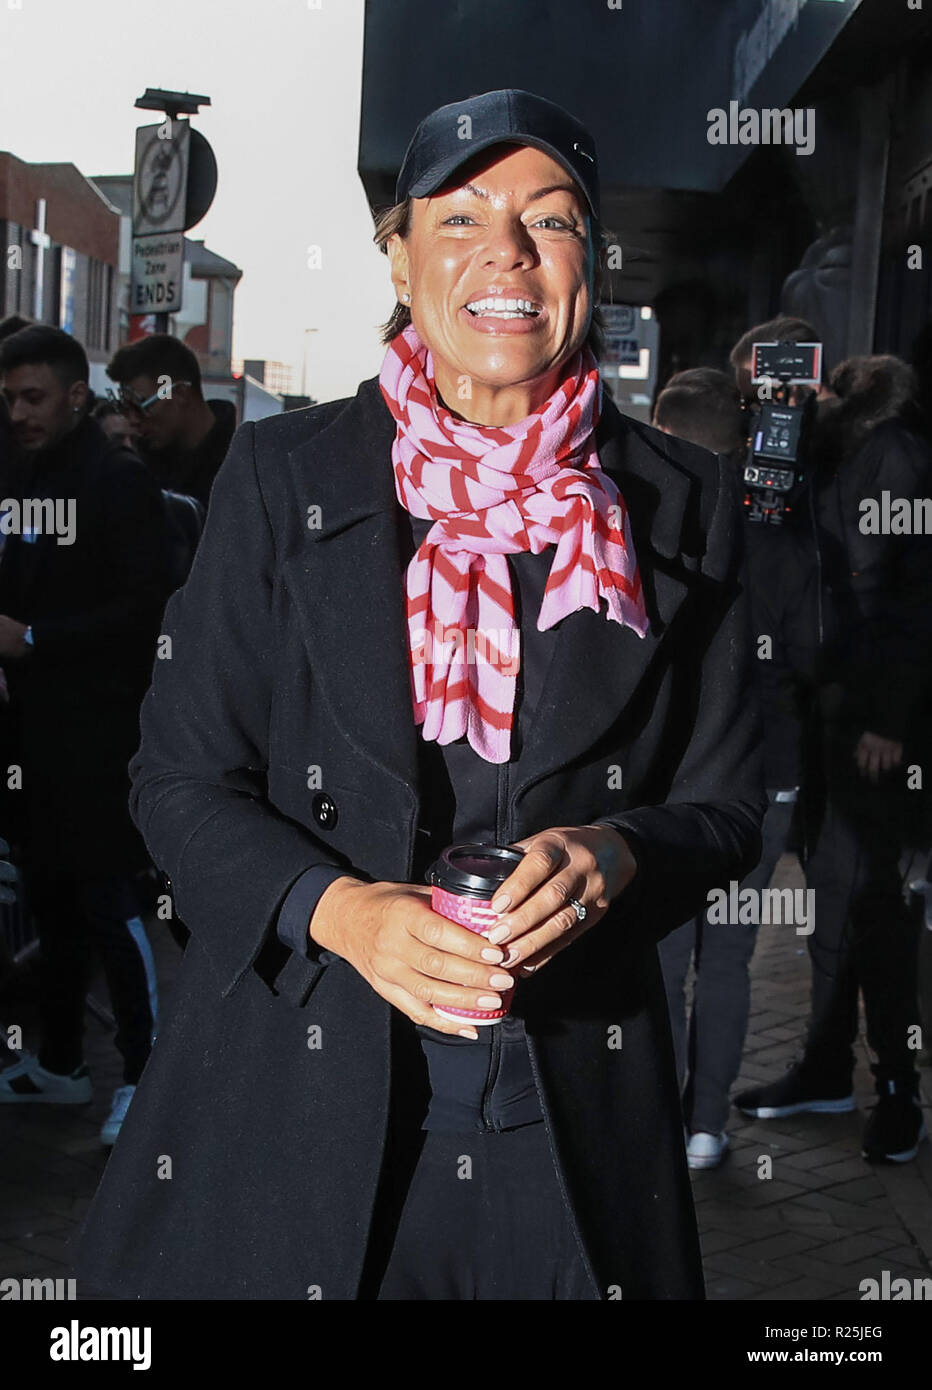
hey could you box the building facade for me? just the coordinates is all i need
[1,156,243,395]
[358,0,932,395]
[0,152,120,362]
[91,173,242,381]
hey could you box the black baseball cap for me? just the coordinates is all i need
[396,89,600,221]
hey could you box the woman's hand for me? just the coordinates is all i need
[308,877,518,1037]
[484,825,637,977]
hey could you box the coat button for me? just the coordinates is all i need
[312,792,338,829]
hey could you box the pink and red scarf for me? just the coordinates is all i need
[379,323,648,763]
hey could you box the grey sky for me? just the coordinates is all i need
[0,0,393,402]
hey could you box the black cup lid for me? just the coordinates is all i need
[430,843,524,896]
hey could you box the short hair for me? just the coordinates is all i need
[107,333,202,395]
[372,195,607,359]
[654,367,745,454]
[729,316,821,372]
[829,355,917,422]
[0,324,89,385]
[0,314,33,343]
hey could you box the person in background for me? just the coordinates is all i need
[91,394,202,946]
[728,314,834,834]
[91,399,141,453]
[105,335,235,509]
[0,315,32,338]
[730,314,833,409]
[652,367,793,1167]
[735,355,932,1164]
[909,320,932,452]
[654,367,746,462]
[91,394,203,590]
[0,316,32,495]
[0,326,174,1146]
[0,316,34,866]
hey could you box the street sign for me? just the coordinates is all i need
[601,305,637,335]
[130,113,217,327]
[131,232,184,314]
[603,336,642,368]
[133,120,191,236]
[184,128,218,231]
[600,304,642,367]
[598,305,659,424]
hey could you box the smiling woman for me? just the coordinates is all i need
[74,88,766,1303]
[374,176,607,387]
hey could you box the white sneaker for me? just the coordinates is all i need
[686,1130,729,1169]
[100,1084,136,1147]
[0,1053,92,1104]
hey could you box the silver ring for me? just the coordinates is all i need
[568,898,587,923]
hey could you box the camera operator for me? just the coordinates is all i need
[652,368,801,1167]
[728,319,831,815]
[734,346,932,1164]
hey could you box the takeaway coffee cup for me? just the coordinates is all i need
[428,843,525,1025]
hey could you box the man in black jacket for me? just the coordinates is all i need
[0,326,174,1145]
[736,355,932,1163]
[105,334,235,510]
[650,368,798,1170]
[0,315,31,496]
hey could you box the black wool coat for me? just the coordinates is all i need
[74,377,766,1301]
[749,418,932,798]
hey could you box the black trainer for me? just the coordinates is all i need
[862,1075,927,1163]
[734,1061,856,1119]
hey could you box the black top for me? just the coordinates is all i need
[393,508,553,1132]
[0,416,172,876]
[143,398,236,510]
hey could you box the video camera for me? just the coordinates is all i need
[743,341,823,526]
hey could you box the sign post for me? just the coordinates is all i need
[131,119,191,329]
[129,90,217,340]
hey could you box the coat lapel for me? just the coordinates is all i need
[512,398,697,793]
[281,378,698,794]
[280,378,421,790]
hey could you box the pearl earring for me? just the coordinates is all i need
[402,292,411,303]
